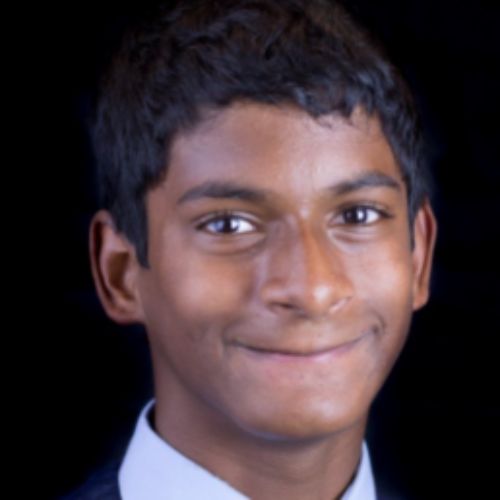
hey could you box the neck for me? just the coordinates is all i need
[153,382,368,500]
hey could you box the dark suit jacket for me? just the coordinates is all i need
[61,459,121,500]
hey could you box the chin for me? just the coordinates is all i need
[232,400,368,443]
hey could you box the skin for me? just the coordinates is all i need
[90,102,437,499]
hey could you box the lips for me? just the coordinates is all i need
[241,341,356,356]
[232,333,368,361]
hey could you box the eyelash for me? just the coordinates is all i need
[338,205,392,226]
[195,210,258,235]
[195,206,391,235]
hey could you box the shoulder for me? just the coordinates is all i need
[375,460,416,500]
[60,458,121,500]
[376,490,410,500]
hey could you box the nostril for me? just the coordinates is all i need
[271,301,296,311]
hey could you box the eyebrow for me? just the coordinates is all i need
[177,181,270,205]
[176,171,402,205]
[333,171,402,196]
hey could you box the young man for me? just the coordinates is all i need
[73,0,437,498]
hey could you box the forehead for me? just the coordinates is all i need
[160,102,404,207]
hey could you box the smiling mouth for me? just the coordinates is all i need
[233,334,367,361]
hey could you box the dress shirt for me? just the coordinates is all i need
[119,398,376,500]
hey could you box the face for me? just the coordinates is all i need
[134,102,436,441]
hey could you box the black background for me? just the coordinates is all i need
[38,0,499,498]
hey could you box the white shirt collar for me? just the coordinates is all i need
[119,398,376,500]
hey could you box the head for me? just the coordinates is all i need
[89,0,437,443]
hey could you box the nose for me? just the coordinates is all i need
[258,225,354,320]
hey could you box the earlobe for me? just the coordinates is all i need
[89,209,146,325]
[411,199,438,311]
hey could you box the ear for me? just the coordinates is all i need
[88,209,146,324]
[411,198,438,311]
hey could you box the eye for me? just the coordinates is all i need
[196,212,257,235]
[337,205,390,225]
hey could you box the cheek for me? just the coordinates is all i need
[141,251,256,395]
[152,251,255,338]
[350,246,414,354]
[351,241,414,304]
